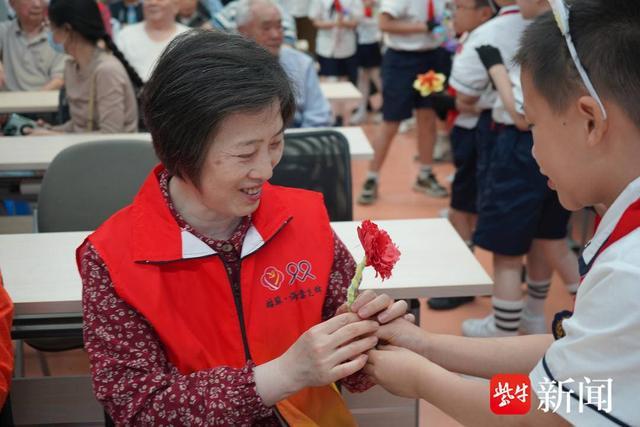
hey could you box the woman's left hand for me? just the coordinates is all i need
[336,290,414,324]
[364,345,428,399]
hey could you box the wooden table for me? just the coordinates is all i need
[0,219,492,314]
[0,127,373,172]
[0,90,60,114]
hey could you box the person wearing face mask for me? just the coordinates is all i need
[115,0,190,82]
[26,0,141,135]
[0,0,64,92]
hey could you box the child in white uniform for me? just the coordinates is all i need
[362,0,640,425]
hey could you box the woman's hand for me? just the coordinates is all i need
[22,120,61,136]
[364,345,429,399]
[376,317,429,358]
[255,312,379,406]
[336,290,414,324]
[22,127,60,136]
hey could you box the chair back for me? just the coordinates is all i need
[37,139,158,232]
[273,130,353,221]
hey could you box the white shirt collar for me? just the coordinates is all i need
[498,5,520,15]
[582,176,640,264]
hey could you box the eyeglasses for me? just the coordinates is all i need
[549,0,607,119]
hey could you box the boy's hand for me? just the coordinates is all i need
[364,345,428,399]
[431,93,456,121]
[376,318,428,357]
[475,45,503,71]
[426,19,439,32]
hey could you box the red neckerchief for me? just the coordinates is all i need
[427,0,435,21]
[553,197,640,340]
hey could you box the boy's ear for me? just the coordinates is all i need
[577,96,608,148]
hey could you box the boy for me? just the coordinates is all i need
[357,0,450,205]
[469,0,582,334]
[364,1,640,424]
[451,0,580,337]
[427,0,495,310]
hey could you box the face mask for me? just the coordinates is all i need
[47,31,66,54]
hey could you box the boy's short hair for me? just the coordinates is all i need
[474,0,492,8]
[515,0,640,127]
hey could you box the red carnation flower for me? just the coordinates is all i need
[357,220,401,280]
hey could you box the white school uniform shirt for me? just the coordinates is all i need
[356,1,381,45]
[309,0,362,58]
[448,6,528,125]
[280,0,311,17]
[115,22,190,82]
[379,0,447,51]
[529,176,640,427]
[450,32,496,129]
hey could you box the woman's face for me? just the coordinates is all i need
[195,102,285,220]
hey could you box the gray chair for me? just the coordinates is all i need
[36,139,158,232]
[273,130,353,221]
[23,139,158,375]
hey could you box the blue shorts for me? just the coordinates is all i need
[381,48,451,122]
[317,55,358,82]
[356,42,382,68]
[475,110,498,212]
[473,127,571,256]
[450,126,477,214]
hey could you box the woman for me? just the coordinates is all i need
[28,0,141,134]
[78,29,408,425]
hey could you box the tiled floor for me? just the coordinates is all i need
[18,120,580,426]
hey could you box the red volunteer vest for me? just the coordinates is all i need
[82,166,356,426]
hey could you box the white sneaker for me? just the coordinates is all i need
[520,310,547,335]
[349,109,367,125]
[433,134,452,161]
[399,117,416,133]
[462,313,517,337]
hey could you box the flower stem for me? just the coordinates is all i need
[347,256,367,307]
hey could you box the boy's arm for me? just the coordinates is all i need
[456,92,481,115]
[379,12,427,34]
[426,333,553,378]
[475,45,529,130]
[366,346,570,427]
[377,319,553,378]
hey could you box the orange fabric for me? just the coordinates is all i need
[84,166,356,426]
[0,274,14,408]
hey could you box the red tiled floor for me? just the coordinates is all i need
[23,121,580,426]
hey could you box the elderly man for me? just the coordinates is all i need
[237,0,331,128]
[116,0,189,82]
[0,0,64,91]
[213,0,297,47]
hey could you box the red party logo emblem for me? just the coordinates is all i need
[490,374,531,415]
[261,266,284,291]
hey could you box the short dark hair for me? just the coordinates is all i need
[515,0,640,126]
[473,0,492,8]
[142,29,296,186]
